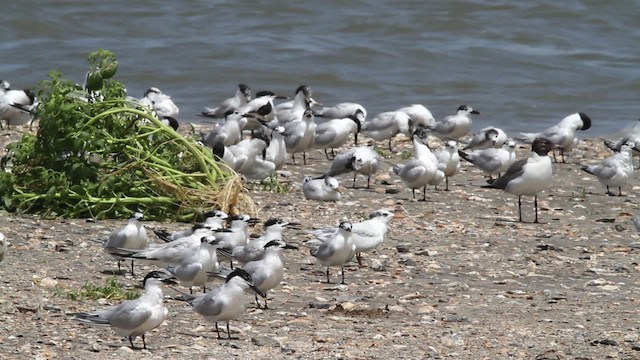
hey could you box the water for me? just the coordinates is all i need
[2,0,640,137]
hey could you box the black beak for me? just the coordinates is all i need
[471,110,480,115]
[354,133,358,146]
[250,284,267,298]
[275,95,290,100]
[284,244,299,250]
[161,277,178,285]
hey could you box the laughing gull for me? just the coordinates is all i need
[459,140,518,179]
[518,112,592,163]
[201,84,251,118]
[463,126,508,150]
[482,137,560,223]
[424,105,479,140]
[581,142,636,196]
[103,212,149,275]
[74,271,177,349]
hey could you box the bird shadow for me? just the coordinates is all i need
[100,269,128,276]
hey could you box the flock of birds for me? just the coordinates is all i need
[4,80,640,350]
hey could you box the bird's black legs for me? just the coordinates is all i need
[130,260,135,276]
[303,151,307,165]
[518,195,523,222]
[412,189,416,199]
[227,322,232,339]
[326,267,331,283]
[533,195,539,224]
[423,186,427,201]
[117,260,122,274]
[619,187,623,196]
[215,322,222,339]
[367,175,371,189]
[129,335,134,348]
[445,176,450,191]
[142,334,147,349]
[341,266,346,284]
[356,252,364,267]
[388,139,393,152]
[353,173,357,189]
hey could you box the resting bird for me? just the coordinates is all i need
[322,146,381,188]
[463,126,508,150]
[302,175,342,201]
[103,212,149,275]
[200,84,251,119]
[424,105,479,140]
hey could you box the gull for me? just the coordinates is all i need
[312,113,362,159]
[241,239,298,309]
[114,224,215,267]
[0,86,38,130]
[392,129,439,200]
[458,140,518,179]
[396,104,436,129]
[275,85,319,124]
[103,212,149,275]
[201,84,251,119]
[167,235,220,294]
[434,140,461,191]
[312,102,367,121]
[308,209,395,267]
[153,210,229,242]
[361,110,412,151]
[518,112,592,162]
[265,126,288,170]
[0,232,6,262]
[183,268,266,339]
[581,142,636,196]
[302,175,342,201]
[220,218,300,264]
[482,137,560,223]
[283,109,317,165]
[463,126,508,150]
[306,221,355,284]
[74,271,177,349]
[322,146,381,188]
[139,87,179,119]
[424,104,479,140]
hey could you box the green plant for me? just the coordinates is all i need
[56,277,140,301]
[246,175,292,194]
[373,145,393,159]
[0,49,253,220]
[400,150,413,160]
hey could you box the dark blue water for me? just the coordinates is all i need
[2,0,640,136]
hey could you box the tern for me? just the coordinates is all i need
[306,221,355,284]
[103,212,149,275]
[201,84,251,119]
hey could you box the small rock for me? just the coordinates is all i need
[590,339,618,346]
[118,346,134,353]
[369,259,386,272]
[396,244,410,253]
[251,336,281,348]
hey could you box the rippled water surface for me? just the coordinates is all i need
[2,0,640,136]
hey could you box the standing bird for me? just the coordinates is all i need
[361,110,412,151]
[424,105,479,140]
[0,232,6,262]
[302,175,342,201]
[185,268,265,339]
[322,146,381,188]
[463,126,508,151]
[306,221,355,284]
[221,218,300,264]
[103,212,149,275]
[284,109,317,165]
[482,138,560,223]
[434,140,461,191]
[238,91,289,131]
[312,113,362,159]
[201,84,251,119]
[580,143,636,196]
[139,87,179,119]
[396,104,436,129]
[265,126,288,170]
[74,271,177,349]
[518,112,592,163]
[308,209,394,267]
[241,239,298,309]
[458,140,518,179]
[392,129,439,200]
[313,102,366,122]
[167,235,221,294]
